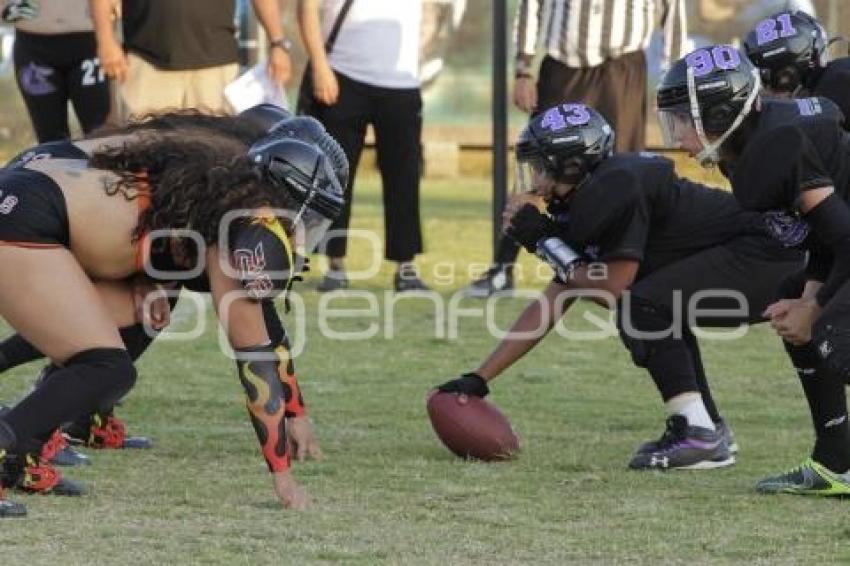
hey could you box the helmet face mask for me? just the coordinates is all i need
[657,105,696,149]
[248,136,345,254]
[515,103,614,196]
[743,10,828,96]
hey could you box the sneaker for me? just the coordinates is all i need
[394,267,431,292]
[628,415,734,470]
[317,270,349,292]
[755,457,850,496]
[3,453,86,496]
[67,413,152,450]
[40,429,91,467]
[716,420,739,455]
[635,419,739,456]
[0,451,25,518]
[461,265,514,298]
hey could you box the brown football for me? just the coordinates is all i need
[426,392,519,461]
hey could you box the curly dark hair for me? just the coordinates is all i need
[91,109,268,145]
[88,119,290,262]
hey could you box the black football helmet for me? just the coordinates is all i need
[248,136,345,253]
[515,103,614,193]
[743,10,828,95]
[238,103,294,133]
[269,116,350,190]
[656,44,761,166]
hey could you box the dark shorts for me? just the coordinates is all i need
[0,168,69,248]
[628,234,805,327]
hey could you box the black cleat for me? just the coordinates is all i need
[636,418,738,456]
[3,453,87,496]
[461,265,514,298]
[629,416,734,470]
[0,450,25,517]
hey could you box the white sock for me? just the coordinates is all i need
[665,393,715,430]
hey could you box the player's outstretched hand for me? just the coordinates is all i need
[435,372,490,398]
[288,416,325,462]
[272,470,311,510]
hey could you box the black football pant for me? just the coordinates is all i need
[618,234,804,424]
[309,71,423,261]
[13,30,110,143]
[777,270,850,472]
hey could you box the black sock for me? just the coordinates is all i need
[119,324,157,362]
[495,236,521,265]
[3,348,136,454]
[0,334,44,372]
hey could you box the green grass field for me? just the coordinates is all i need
[2,171,850,565]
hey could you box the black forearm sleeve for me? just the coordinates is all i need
[236,345,290,473]
[803,193,850,305]
[805,240,833,282]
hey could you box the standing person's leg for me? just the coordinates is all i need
[0,247,136,501]
[372,85,427,291]
[13,31,71,142]
[310,72,370,290]
[596,50,647,153]
[185,62,239,113]
[120,53,186,120]
[67,32,110,135]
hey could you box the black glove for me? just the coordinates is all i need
[436,372,490,398]
[506,204,559,253]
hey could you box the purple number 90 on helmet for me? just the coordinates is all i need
[656,44,761,166]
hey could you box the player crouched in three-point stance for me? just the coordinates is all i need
[657,42,850,495]
[0,106,340,469]
[436,104,802,471]
[0,111,343,517]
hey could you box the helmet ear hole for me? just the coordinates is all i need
[702,104,733,134]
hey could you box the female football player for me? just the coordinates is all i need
[657,43,850,495]
[0,111,343,516]
[0,107,342,467]
[437,103,802,472]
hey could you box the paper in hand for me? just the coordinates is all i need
[225,62,289,113]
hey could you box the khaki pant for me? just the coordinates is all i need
[119,52,238,120]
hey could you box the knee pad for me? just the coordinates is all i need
[63,348,137,411]
[811,320,850,384]
[617,295,678,368]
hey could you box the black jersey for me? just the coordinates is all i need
[558,153,761,279]
[810,57,850,128]
[730,97,849,212]
[5,140,88,169]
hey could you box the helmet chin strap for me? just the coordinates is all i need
[687,67,761,167]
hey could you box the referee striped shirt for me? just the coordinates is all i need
[514,0,688,70]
